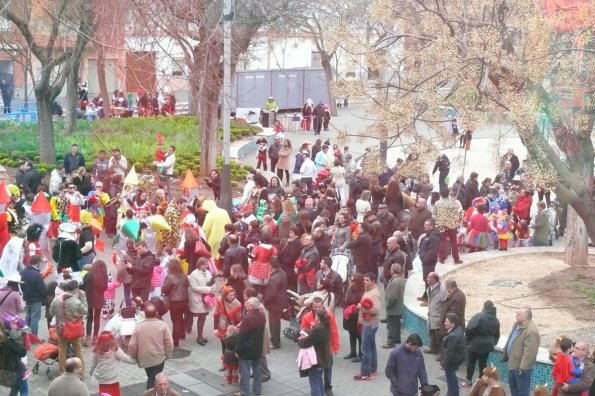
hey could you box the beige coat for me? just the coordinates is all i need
[128,318,173,368]
[188,269,213,314]
[501,319,540,371]
[276,147,292,171]
[427,282,444,330]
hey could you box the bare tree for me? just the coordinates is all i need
[330,0,595,265]
[132,0,296,176]
[0,1,94,162]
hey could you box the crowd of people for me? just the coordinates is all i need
[0,124,590,396]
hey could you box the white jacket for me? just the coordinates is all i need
[188,268,213,314]
[49,169,63,195]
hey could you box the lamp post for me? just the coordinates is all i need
[220,0,233,214]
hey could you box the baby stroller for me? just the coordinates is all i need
[32,326,74,379]
[282,290,302,340]
[330,248,352,284]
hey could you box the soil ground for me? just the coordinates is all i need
[452,252,595,348]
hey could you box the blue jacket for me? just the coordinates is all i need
[385,344,428,396]
[20,266,47,303]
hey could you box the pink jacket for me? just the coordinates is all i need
[103,280,121,299]
[151,265,164,288]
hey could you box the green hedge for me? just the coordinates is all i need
[0,116,259,182]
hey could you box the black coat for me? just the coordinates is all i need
[464,179,480,209]
[236,309,266,360]
[126,251,155,289]
[440,326,466,369]
[223,245,249,278]
[0,331,27,373]
[52,238,82,272]
[298,323,331,369]
[465,308,500,353]
[418,229,440,266]
[347,231,373,273]
[342,288,364,331]
[264,269,287,313]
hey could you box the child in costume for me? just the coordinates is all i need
[222,325,239,384]
[89,330,136,396]
[496,212,513,251]
[512,218,530,247]
[5,315,36,379]
[256,138,268,171]
[102,274,121,319]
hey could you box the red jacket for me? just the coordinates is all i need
[300,310,340,353]
[513,195,532,220]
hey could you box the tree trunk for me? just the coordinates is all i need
[565,206,589,266]
[321,57,338,117]
[97,45,111,118]
[199,73,221,176]
[64,61,80,136]
[380,139,388,165]
[37,94,57,163]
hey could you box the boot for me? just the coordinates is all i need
[83,335,91,347]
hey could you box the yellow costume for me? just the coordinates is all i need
[202,200,231,260]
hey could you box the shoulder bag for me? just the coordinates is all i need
[61,294,84,340]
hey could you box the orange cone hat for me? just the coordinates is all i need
[31,192,52,213]
[181,170,199,189]
[0,183,10,205]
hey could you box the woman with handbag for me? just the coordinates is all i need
[0,320,27,395]
[188,257,215,346]
[162,259,189,348]
[213,286,242,372]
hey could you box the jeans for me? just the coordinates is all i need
[466,351,489,382]
[323,354,333,391]
[509,369,533,396]
[239,357,261,396]
[361,323,379,376]
[9,367,28,396]
[386,315,401,345]
[268,310,282,348]
[25,301,42,335]
[77,252,96,270]
[145,361,165,389]
[123,283,132,307]
[444,366,459,396]
[308,367,325,396]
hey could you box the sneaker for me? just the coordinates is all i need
[460,381,472,388]
[416,297,426,301]
[382,344,395,349]
[454,260,464,264]
[351,356,362,363]
[353,374,371,381]
[371,371,378,377]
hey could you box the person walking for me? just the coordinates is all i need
[235,297,266,396]
[298,310,331,396]
[89,330,136,396]
[383,264,407,349]
[264,258,287,349]
[19,255,47,336]
[353,272,382,381]
[128,302,174,390]
[385,333,428,396]
[501,306,540,396]
[440,313,467,396]
[462,300,500,387]
[162,259,190,348]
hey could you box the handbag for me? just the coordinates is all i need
[203,293,216,308]
[0,369,16,388]
[61,295,84,341]
[194,237,212,257]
